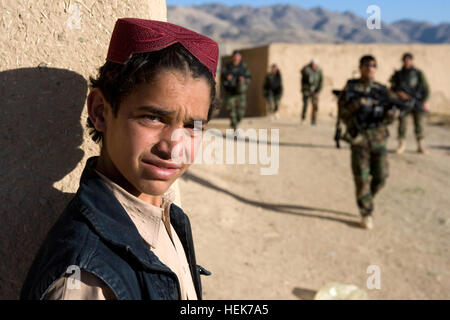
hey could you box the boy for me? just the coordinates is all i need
[21,18,218,300]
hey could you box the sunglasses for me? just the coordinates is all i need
[362,63,377,68]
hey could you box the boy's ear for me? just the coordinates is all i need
[87,88,109,133]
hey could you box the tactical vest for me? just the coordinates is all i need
[222,62,250,94]
[395,67,421,90]
[346,79,389,130]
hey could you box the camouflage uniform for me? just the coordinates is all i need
[338,79,395,217]
[301,64,323,124]
[263,71,283,114]
[389,67,429,140]
[221,61,251,130]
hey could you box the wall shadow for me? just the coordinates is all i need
[428,145,450,155]
[181,172,360,228]
[209,130,340,150]
[0,67,87,299]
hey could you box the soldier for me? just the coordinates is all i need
[221,50,251,131]
[301,59,323,125]
[390,53,430,154]
[338,55,396,230]
[263,63,283,116]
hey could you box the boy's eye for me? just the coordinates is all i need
[142,115,162,122]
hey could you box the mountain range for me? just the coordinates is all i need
[167,4,450,45]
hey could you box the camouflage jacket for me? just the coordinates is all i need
[389,67,429,102]
[338,78,394,146]
[301,64,323,94]
[221,61,251,95]
[263,71,283,97]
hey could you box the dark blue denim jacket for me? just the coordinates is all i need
[20,157,208,300]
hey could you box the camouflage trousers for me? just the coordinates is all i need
[398,110,424,140]
[265,91,281,114]
[351,138,389,217]
[301,92,319,123]
[225,93,247,130]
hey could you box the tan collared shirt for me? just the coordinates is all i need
[44,172,197,300]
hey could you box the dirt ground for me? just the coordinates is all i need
[178,113,450,300]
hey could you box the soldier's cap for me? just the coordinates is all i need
[106,18,219,78]
[402,52,413,60]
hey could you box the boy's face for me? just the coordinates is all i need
[102,69,210,197]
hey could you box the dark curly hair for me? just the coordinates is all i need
[87,43,217,143]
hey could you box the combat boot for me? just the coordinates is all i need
[360,215,374,230]
[417,139,427,154]
[395,139,406,154]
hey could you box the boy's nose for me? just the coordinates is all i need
[151,126,179,160]
[154,124,194,161]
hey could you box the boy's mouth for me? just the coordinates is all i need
[141,158,182,179]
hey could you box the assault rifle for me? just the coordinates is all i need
[222,63,251,94]
[332,90,343,148]
[396,81,426,113]
[332,88,414,147]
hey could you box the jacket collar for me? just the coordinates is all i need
[94,168,174,250]
[401,66,416,73]
[75,157,174,273]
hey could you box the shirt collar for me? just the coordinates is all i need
[94,169,174,248]
[76,157,175,271]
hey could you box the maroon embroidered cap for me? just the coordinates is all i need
[106,18,219,78]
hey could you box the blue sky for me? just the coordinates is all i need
[166,0,450,24]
